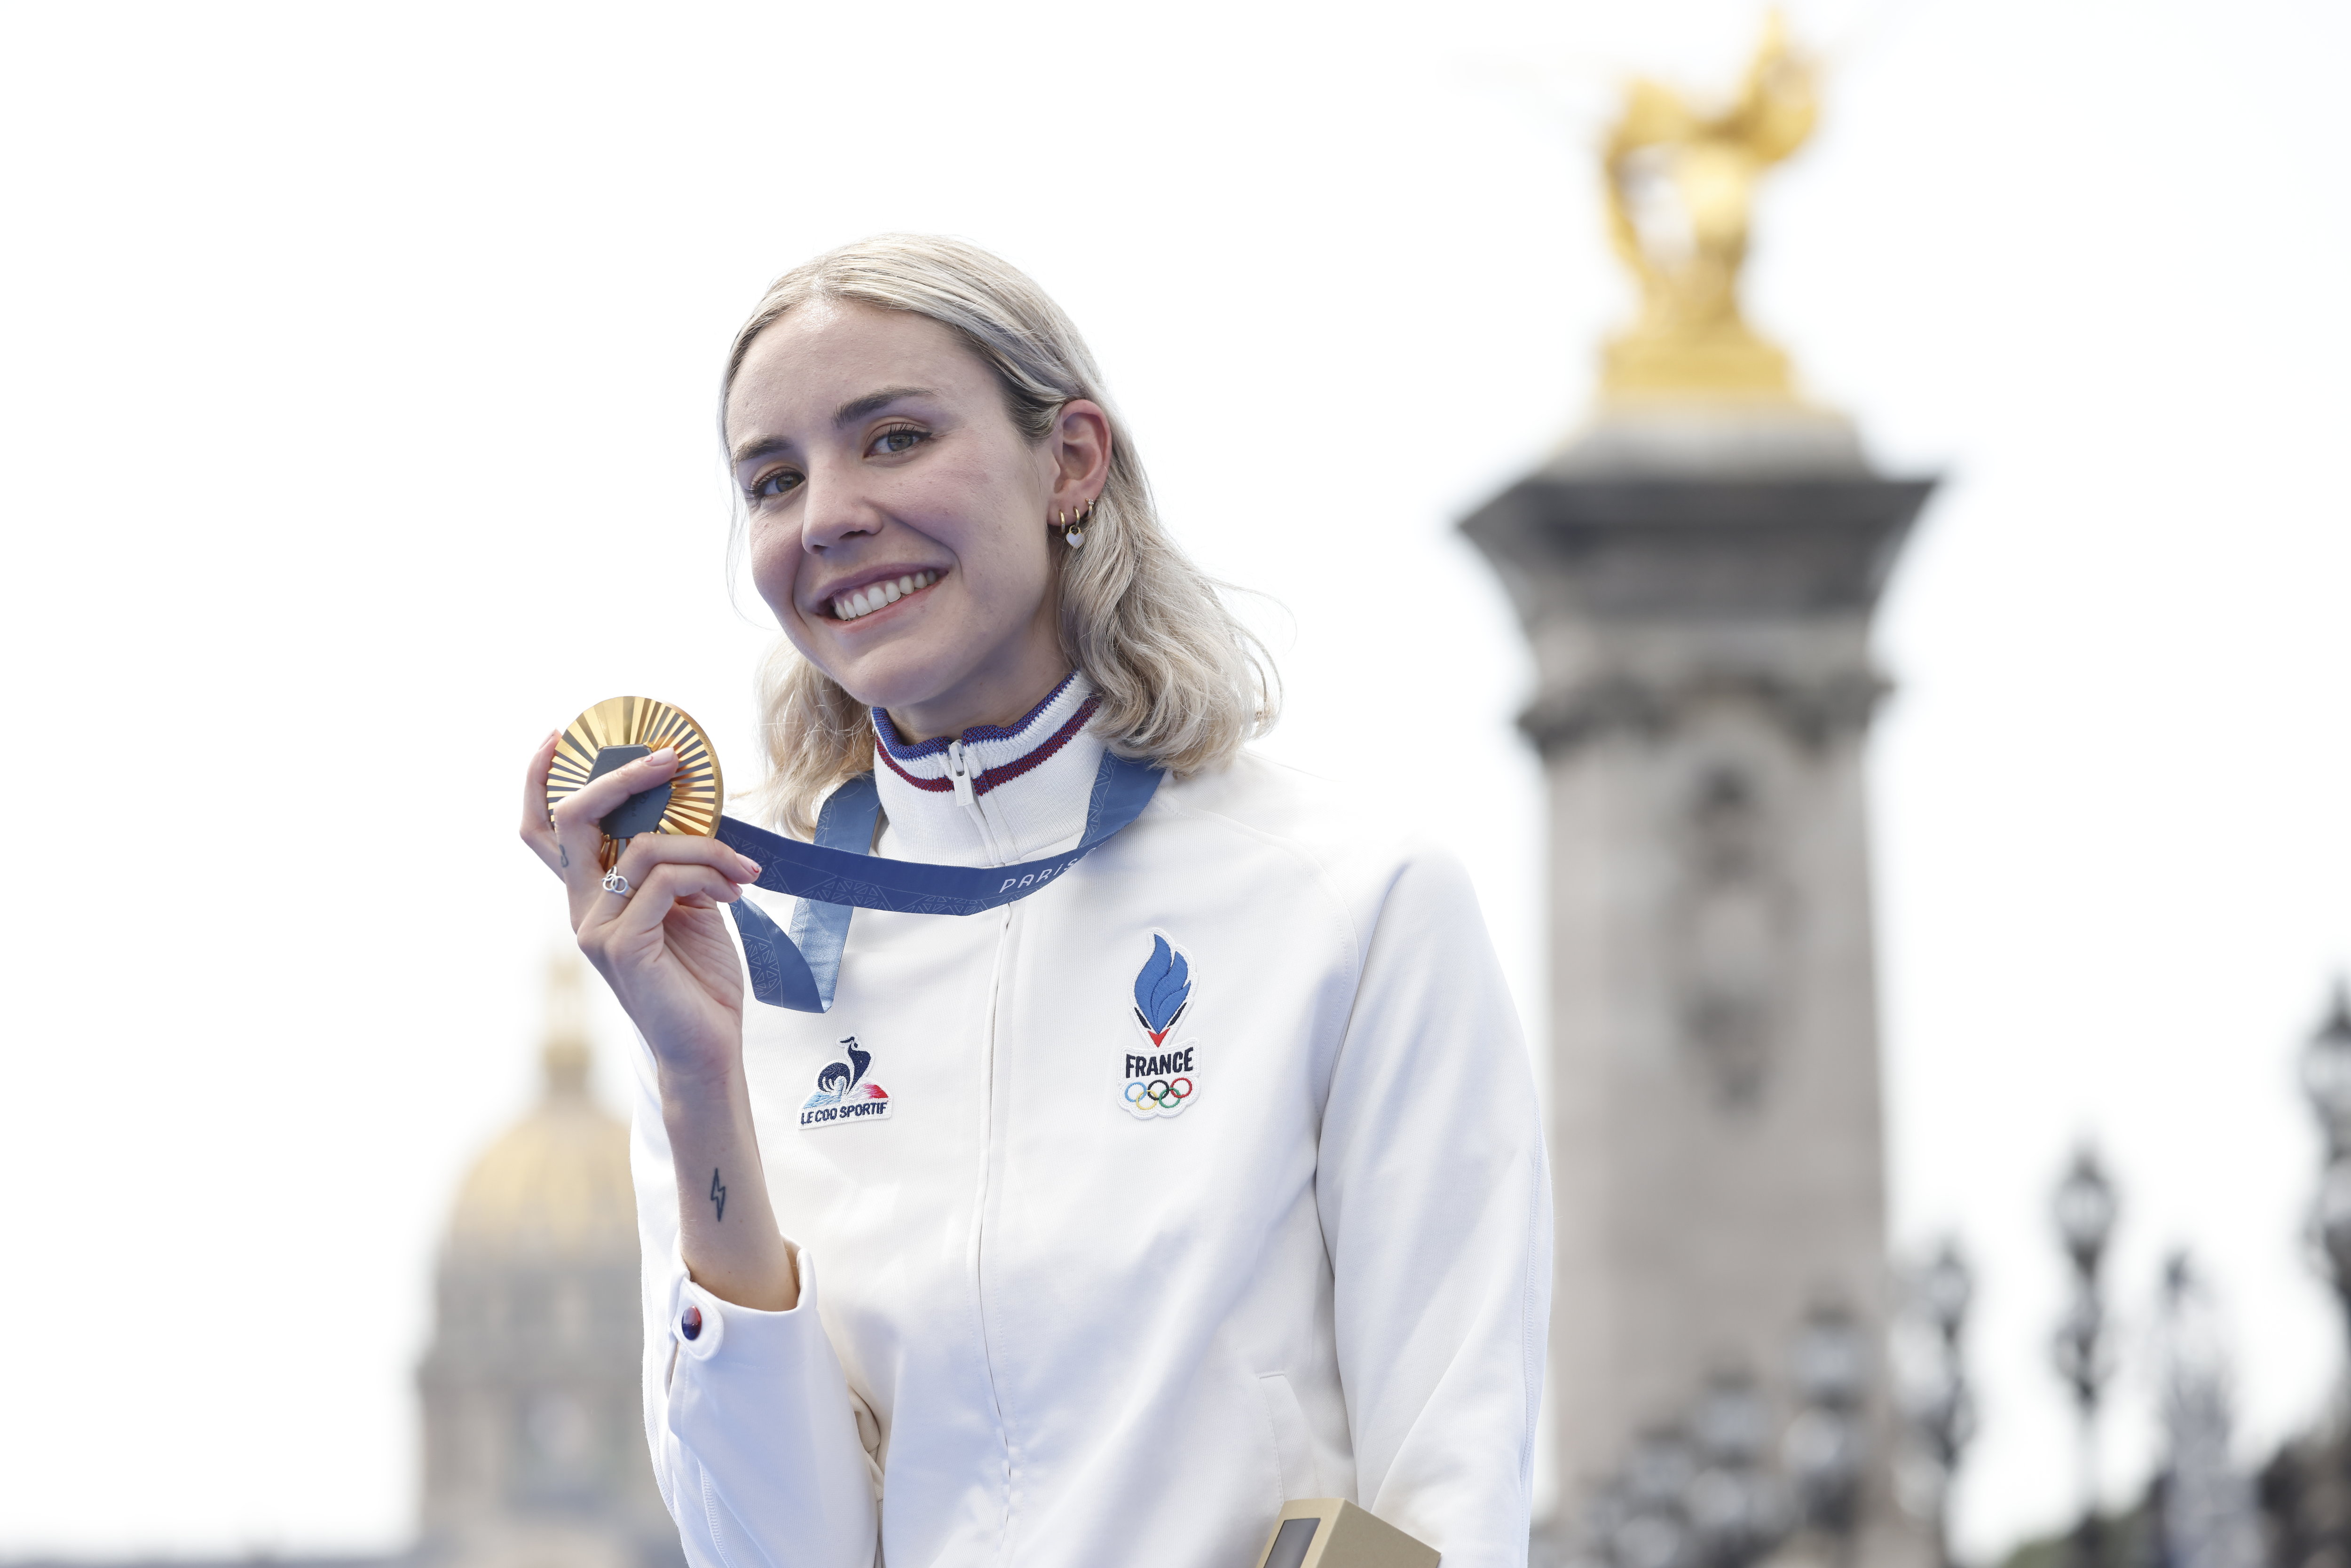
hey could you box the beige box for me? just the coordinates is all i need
[1248,1499,1440,1568]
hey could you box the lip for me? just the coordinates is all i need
[807,565,947,628]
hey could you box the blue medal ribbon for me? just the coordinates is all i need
[710,749,1161,1013]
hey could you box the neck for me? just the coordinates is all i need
[883,660,1070,745]
[876,593,1071,744]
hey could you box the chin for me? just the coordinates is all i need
[817,638,970,717]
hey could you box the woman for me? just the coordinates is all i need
[521,235,1550,1568]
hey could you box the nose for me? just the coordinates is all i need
[800,463,884,554]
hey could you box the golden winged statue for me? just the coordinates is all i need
[1600,12,1817,402]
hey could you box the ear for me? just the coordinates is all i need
[1047,399,1113,511]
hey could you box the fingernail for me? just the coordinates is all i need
[738,858,762,878]
[650,747,678,763]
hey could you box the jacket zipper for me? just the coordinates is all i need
[948,735,1019,1554]
[944,738,978,811]
[945,739,1009,864]
[973,902,1019,1557]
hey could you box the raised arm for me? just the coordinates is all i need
[521,732,879,1568]
[521,729,795,1306]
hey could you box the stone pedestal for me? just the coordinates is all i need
[1463,407,1934,1568]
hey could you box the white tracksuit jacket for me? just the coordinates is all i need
[628,674,1552,1568]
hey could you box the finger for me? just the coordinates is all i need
[519,731,563,875]
[552,747,682,918]
[583,862,745,949]
[609,828,762,890]
[550,746,681,835]
[574,817,761,930]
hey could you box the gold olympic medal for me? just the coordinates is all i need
[546,696,725,867]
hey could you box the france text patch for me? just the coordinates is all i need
[1120,933,1199,1119]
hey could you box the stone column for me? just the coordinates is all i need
[1463,407,1934,1568]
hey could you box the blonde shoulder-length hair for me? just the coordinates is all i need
[726,234,1278,837]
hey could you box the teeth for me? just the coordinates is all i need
[832,571,939,620]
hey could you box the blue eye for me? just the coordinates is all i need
[872,425,926,456]
[749,469,801,500]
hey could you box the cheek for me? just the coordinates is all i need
[947,493,1053,605]
[994,514,1058,612]
[746,523,802,615]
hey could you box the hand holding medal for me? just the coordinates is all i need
[541,696,726,873]
[522,697,764,1083]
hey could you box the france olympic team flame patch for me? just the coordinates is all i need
[1121,932,1199,1119]
[802,1035,892,1127]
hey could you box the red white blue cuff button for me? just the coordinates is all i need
[674,1283,725,1359]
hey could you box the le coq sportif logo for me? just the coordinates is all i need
[802,1036,892,1127]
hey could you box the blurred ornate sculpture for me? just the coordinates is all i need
[1601,12,1817,401]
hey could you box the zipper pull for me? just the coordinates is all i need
[945,738,980,812]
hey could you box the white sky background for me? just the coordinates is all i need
[1,0,2345,1560]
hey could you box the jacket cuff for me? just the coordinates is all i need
[665,1237,815,1365]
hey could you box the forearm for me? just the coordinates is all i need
[663,1065,798,1311]
[642,1067,879,1568]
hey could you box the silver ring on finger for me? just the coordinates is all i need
[600,867,633,899]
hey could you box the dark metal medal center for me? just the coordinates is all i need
[588,744,673,839]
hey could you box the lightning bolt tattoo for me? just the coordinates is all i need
[709,1167,727,1223]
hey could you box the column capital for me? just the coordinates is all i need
[1461,473,1935,624]
[1519,664,1891,756]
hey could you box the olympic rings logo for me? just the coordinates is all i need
[1124,1077,1193,1108]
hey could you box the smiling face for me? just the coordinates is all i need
[726,300,1108,743]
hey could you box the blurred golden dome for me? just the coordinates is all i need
[446,959,635,1260]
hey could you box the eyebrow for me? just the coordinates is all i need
[833,385,934,427]
[729,386,939,467]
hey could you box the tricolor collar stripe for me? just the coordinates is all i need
[871,670,1080,763]
[872,693,1101,797]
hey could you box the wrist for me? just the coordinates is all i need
[657,1056,745,1114]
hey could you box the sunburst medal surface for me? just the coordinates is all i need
[546,696,725,867]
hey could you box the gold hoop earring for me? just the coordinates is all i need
[1063,498,1091,550]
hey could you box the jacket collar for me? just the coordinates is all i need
[870,673,1106,868]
